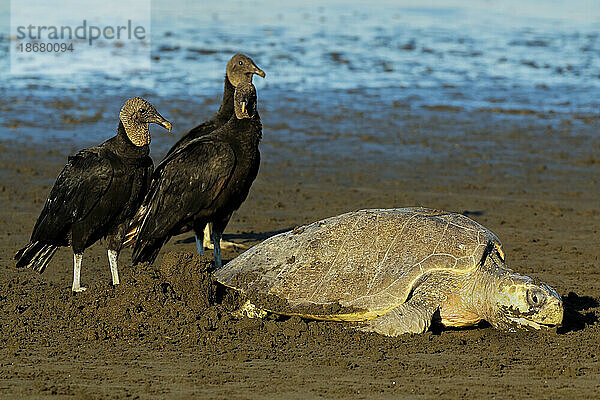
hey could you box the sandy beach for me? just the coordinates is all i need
[1,0,600,398]
[1,94,599,398]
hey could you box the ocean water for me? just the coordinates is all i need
[0,0,598,142]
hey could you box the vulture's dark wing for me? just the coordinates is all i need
[30,149,114,244]
[133,138,236,248]
[164,119,220,158]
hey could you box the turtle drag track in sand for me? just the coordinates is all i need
[1,102,599,398]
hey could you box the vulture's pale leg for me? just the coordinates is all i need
[72,253,86,292]
[195,234,204,255]
[212,231,223,269]
[203,224,212,249]
[203,223,247,250]
[107,249,120,285]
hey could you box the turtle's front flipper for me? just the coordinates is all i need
[359,292,440,336]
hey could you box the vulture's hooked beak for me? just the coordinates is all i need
[162,120,173,132]
[241,101,247,114]
[149,113,172,132]
[253,64,266,79]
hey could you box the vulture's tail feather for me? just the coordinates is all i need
[15,242,59,273]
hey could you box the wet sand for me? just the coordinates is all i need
[0,99,599,398]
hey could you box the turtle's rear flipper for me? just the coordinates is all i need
[358,293,439,336]
[233,300,268,319]
[202,224,248,251]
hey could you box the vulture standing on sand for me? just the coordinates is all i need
[166,53,265,254]
[15,98,172,292]
[129,82,262,269]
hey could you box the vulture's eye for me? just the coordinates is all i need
[139,108,146,114]
[238,61,243,65]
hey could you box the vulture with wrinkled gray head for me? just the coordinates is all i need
[129,82,262,269]
[163,53,265,253]
[15,97,172,292]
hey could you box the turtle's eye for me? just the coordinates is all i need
[139,108,146,114]
[527,288,546,308]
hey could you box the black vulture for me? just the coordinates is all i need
[165,53,265,254]
[128,82,262,268]
[15,98,172,292]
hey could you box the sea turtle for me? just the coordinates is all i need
[215,208,563,335]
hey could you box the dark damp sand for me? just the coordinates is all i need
[0,99,599,399]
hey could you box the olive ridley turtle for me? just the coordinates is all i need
[215,208,563,335]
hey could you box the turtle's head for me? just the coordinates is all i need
[489,273,563,331]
